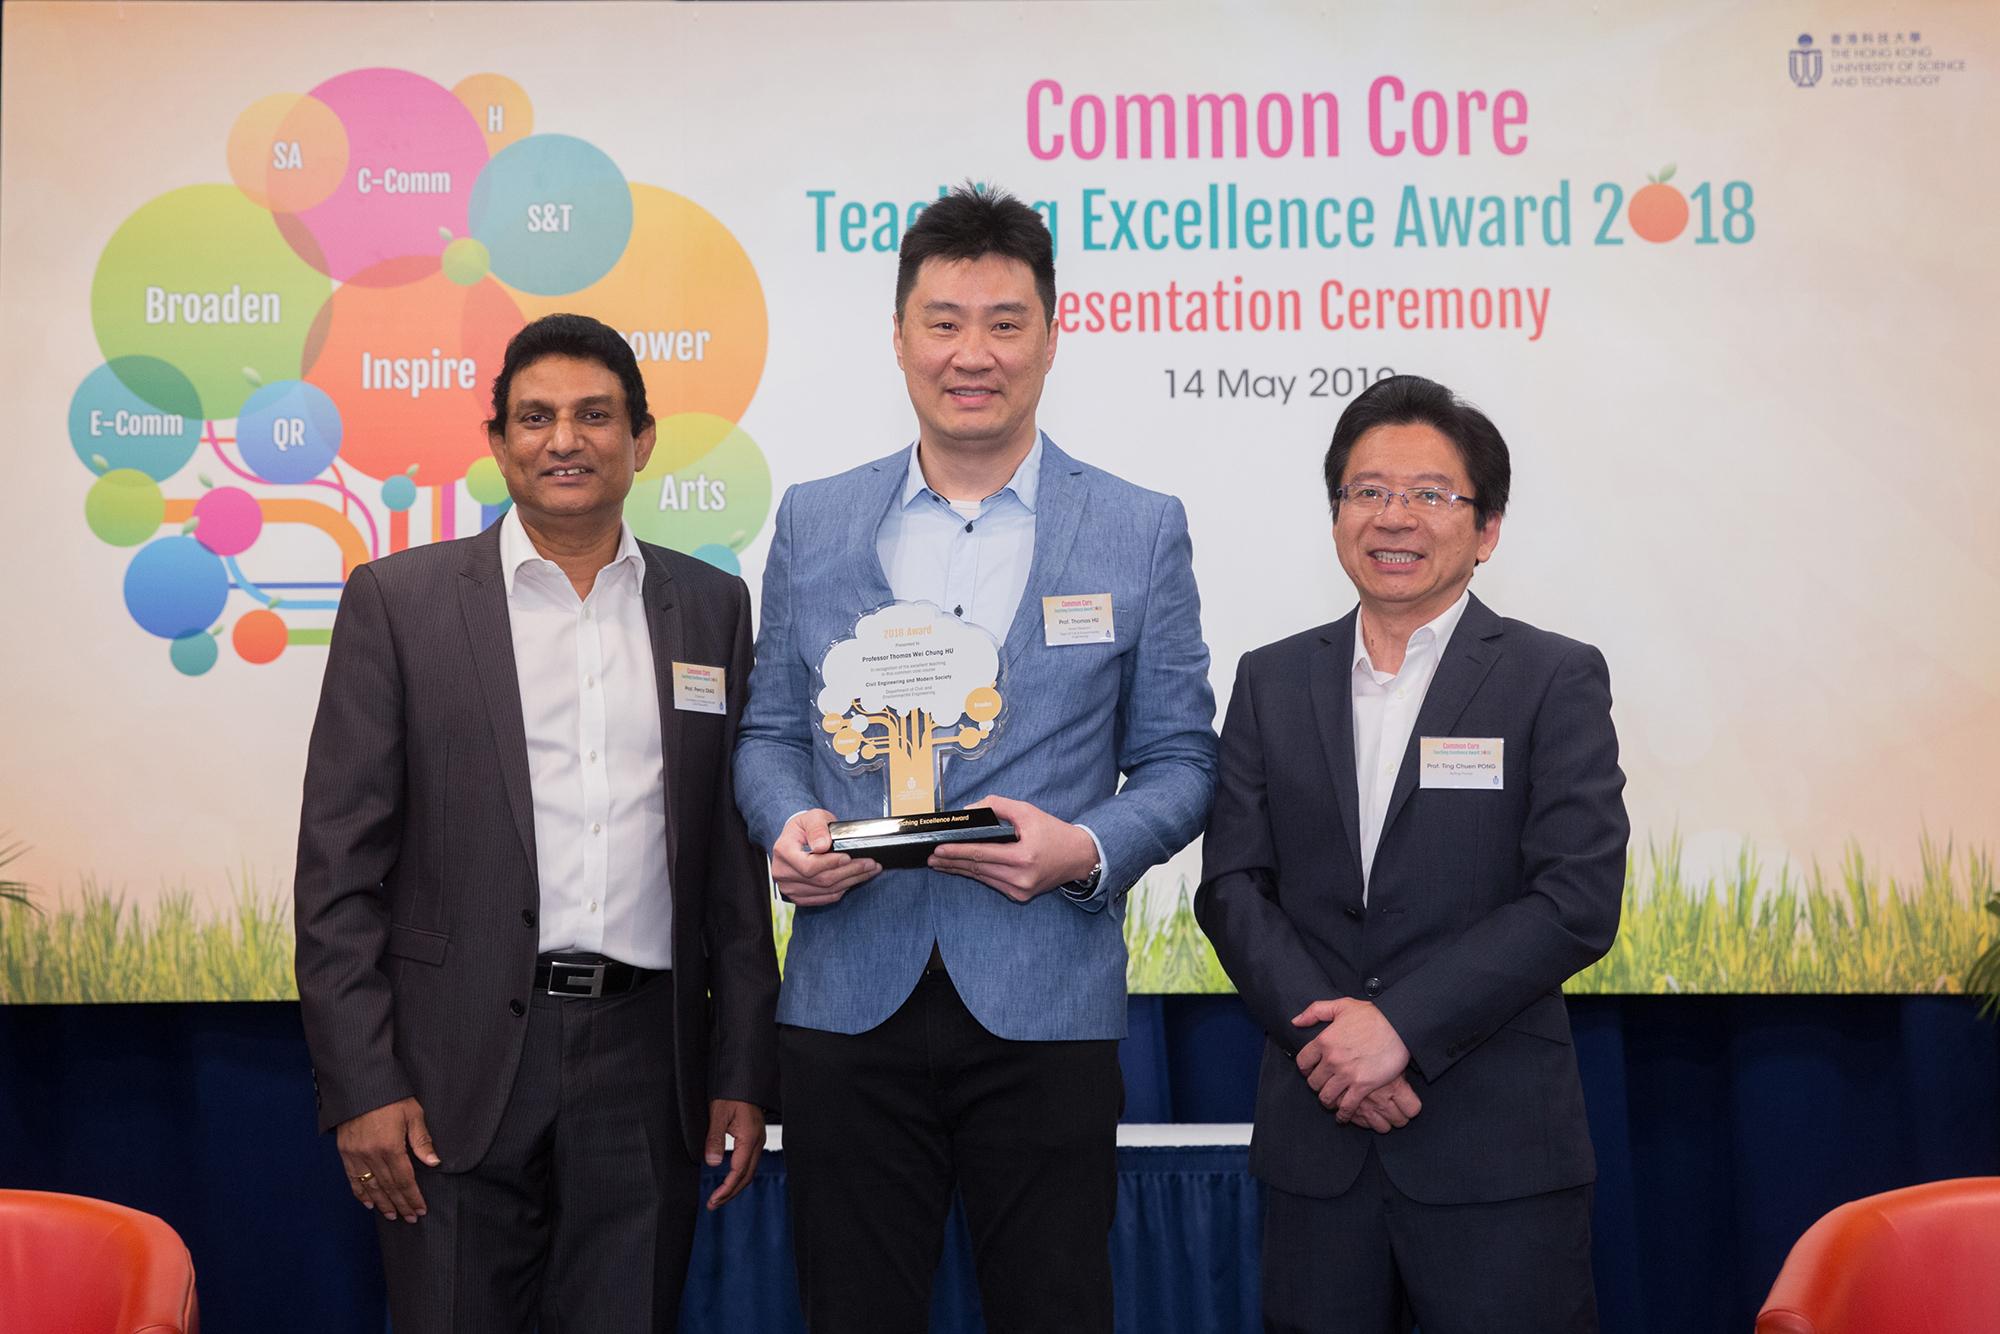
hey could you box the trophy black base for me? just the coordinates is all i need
[828,807,1019,869]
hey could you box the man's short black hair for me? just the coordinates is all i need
[486,313,651,433]
[895,183,1056,325]
[1322,375,1511,525]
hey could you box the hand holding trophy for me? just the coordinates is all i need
[816,602,1016,867]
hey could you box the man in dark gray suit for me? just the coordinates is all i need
[295,313,778,1333]
[1197,375,1627,1334]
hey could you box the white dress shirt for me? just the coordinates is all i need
[1351,590,1471,901]
[499,506,673,968]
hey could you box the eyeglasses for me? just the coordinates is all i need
[1333,484,1478,515]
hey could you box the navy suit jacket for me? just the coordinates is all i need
[1196,594,1627,1204]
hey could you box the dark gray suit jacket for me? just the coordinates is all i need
[1196,594,1627,1204]
[294,520,779,1169]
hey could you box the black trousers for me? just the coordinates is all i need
[376,974,698,1334]
[1261,1144,1597,1334]
[779,968,1123,1334]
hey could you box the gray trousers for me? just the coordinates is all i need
[377,973,697,1334]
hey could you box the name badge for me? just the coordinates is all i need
[672,661,727,715]
[1042,593,1114,646]
[1419,736,1503,789]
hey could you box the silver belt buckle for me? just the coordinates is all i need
[547,960,606,998]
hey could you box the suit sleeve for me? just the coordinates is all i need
[704,575,782,1110]
[732,486,821,852]
[293,563,416,1132]
[1374,642,1629,1082]
[1194,651,1344,1051]
[1067,495,1219,909]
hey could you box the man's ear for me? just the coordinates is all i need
[632,416,658,474]
[1476,513,1503,564]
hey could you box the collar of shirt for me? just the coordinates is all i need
[899,433,1043,518]
[1352,589,1472,685]
[497,504,646,599]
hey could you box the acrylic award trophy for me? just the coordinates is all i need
[816,601,1015,867]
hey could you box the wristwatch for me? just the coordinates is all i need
[1060,860,1104,902]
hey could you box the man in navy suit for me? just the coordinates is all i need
[1197,375,1627,1334]
[734,185,1217,1332]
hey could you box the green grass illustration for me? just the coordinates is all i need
[0,870,294,1003]
[3,834,1993,1002]
[1124,833,1997,996]
[1571,833,1995,994]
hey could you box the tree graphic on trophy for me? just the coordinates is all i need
[815,602,1018,866]
[821,685,1003,816]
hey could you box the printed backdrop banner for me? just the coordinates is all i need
[2,2,1994,1000]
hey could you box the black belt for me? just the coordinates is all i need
[534,953,664,998]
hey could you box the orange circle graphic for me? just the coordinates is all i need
[233,609,289,664]
[1628,183,1689,244]
[228,94,349,214]
[303,270,524,484]
[454,74,535,156]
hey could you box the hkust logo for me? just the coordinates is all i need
[1790,34,1824,89]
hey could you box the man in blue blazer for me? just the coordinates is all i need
[1197,376,1627,1334]
[734,186,1217,1333]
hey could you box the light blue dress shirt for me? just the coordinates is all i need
[872,434,1107,885]
[875,435,1041,641]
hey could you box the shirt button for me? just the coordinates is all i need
[1381,763,1394,776]
[587,750,598,763]
[585,674,595,688]
[1395,688,1407,700]
[963,521,974,533]
[591,822,602,835]
[588,901,599,913]
[583,607,593,619]
[509,1000,525,1017]
[521,908,537,927]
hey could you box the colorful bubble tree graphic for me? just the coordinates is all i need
[77,68,771,675]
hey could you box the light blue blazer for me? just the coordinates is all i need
[734,436,1218,1040]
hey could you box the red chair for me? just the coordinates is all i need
[1756,1177,2000,1333]
[0,1190,198,1334]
